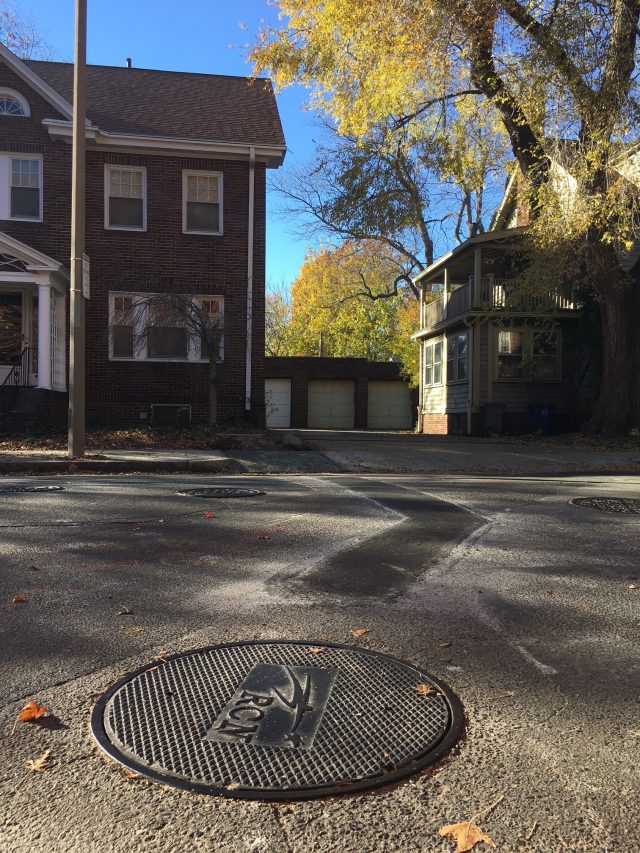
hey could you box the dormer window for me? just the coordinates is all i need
[0,89,30,117]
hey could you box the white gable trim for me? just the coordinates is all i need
[0,43,74,121]
[0,231,68,277]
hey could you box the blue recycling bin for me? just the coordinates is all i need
[529,403,556,436]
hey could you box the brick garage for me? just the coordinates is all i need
[266,357,416,429]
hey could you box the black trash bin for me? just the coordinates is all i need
[529,403,556,436]
[482,403,505,435]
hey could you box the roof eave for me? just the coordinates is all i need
[43,120,287,167]
[413,227,528,286]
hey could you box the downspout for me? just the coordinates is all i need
[245,146,255,412]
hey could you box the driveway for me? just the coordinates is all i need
[0,471,638,852]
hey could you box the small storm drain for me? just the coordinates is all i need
[0,484,65,494]
[91,641,463,800]
[571,496,640,514]
[177,487,266,499]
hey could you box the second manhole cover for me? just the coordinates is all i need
[571,496,640,514]
[91,641,462,800]
[177,487,266,499]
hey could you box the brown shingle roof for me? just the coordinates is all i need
[23,59,285,148]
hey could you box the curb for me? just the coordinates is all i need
[0,457,232,475]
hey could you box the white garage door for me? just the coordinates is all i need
[307,380,355,429]
[265,379,291,428]
[367,381,413,429]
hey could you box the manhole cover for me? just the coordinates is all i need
[0,485,64,494]
[571,496,640,514]
[177,487,266,499]
[91,641,462,800]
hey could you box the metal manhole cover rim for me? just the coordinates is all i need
[176,487,266,499]
[90,639,464,801]
[0,484,65,493]
[569,496,640,513]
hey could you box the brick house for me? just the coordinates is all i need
[0,44,286,429]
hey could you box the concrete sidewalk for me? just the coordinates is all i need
[0,448,232,474]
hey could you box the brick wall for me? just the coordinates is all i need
[0,60,266,426]
[421,413,449,435]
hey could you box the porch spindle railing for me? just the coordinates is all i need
[1,346,32,388]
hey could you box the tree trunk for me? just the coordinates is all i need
[586,274,640,435]
[208,351,218,427]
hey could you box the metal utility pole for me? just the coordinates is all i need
[68,0,87,458]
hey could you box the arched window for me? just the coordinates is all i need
[0,90,30,117]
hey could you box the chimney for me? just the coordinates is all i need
[126,58,132,68]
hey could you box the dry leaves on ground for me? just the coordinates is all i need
[204,511,214,519]
[26,749,51,773]
[12,594,27,604]
[412,683,436,697]
[307,646,329,655]
[350,628,369,637]
[123,625,143,636]
[18,701,48,723]
[438,641,452,648]
[438,794,504,853]
[439,823,496,852]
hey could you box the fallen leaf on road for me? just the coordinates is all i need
[27,565,38,572]
[438,641,452,648]
[438,794,504,852]
[350,628,369,637]
[439,822,496,852]
[12,594,26,604]
[123,770,141,781]
[491,691,516,700]
[123,626,143,635]
[204,511,214,519]
[117,605,133,616]
[412,683,436,697]
[26,749,51,773]
[307,646,329,655]
[629,583,638,590]
[18,701,48,722]
[225,781,241,791]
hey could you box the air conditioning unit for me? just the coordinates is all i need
[150,404,191,426]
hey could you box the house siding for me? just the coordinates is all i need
[0,58,268,426]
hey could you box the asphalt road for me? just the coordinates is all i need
[0,471,638,853]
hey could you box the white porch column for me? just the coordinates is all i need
[36,282,52,389]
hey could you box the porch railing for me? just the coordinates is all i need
[422,277,577,329]
[1,346,32,388]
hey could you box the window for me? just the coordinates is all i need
[424,340,443,386]
[183,171,222,234]
[199,297,223,359]
[496,328,561,380]
[109,292,224,362]
[105,166,146,230]
[0,89,29,116]
[447,332,468,382]
[10,158,41,220]
[112,295,134,358]
[148,301,188,359]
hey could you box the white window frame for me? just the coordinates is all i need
[182,170,223,235]
[104,165,147,232]
[446,331,469,384]
[108,292,224,363]
[0,88,30,117]
[423,338,444,387]
[5,155,43,222]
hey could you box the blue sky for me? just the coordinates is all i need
[20,0,318,287]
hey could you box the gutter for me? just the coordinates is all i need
[245,146,255,412]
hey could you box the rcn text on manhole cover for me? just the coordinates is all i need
[91,641,463,799]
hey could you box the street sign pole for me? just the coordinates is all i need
[68,0,87,458]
